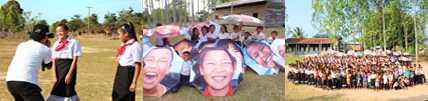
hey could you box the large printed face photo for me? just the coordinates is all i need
[173,39,196,58]
[152,25,182,37]
[214,39,245,73]
[143,47,181,97]
[191,47,242,97]
[270,39,286,70]
[244,41,280,75]
[278,45,285,59]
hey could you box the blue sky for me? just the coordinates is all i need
[1,0,142,25]
[285,0,317,38]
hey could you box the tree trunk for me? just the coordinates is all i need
[146,0,152,27]
[151,0,157,26]
[159,0,163,23]
[404,18,408,51]
[184,0,188,26]
[165,0,169,24]
[212,0,216,21]
[229,0,234,31]
[192,0,195,23]
[413,0,418,63]
[382,0,386,50]
[173,0,177,25]
[179,0,182,26]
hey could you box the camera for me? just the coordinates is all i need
[47,33,54,38]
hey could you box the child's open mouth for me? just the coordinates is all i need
[143,72,157,84]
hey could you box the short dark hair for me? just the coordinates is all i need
[221,25,228,33]
[156,23,162,27]
[256,26,263,30]
[57,24,69,30]
[201,26,209,32]
[271,31,278,35]
[244,32,251,35]
[183,51,190,55]
[233,25,239,29]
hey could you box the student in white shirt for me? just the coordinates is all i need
[46,24,82,101]
[111,22,142,100]
[171,51,195,93]
[251,26,265,41]
[6,24,53,101]
[267,31,278,44]
[218,25,230,39]
[231,22,243,46]
[198,26,209,42]
[207,25,219,41]
[242,32,252,47]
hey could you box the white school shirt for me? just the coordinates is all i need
[242,36,252,45]
[251,32,265,41]
[52,36,82,59]
[218,32,230,39]
[155,37,164,46]
[118,38,143,66]
[230,31,242,41]
[198,33,209,42]
[180,60,192,76]
[206,32,218,39]
[6,40,52,86]
[267,37,276,44]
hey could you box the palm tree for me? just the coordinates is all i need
[292,27,305,38]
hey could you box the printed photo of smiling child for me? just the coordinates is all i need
[270,38,286,70]
[143,47,183,97]
[244,40,281,75]
[190,47,244,97]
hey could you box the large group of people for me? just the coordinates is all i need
[288,53,427,91]
[153,22,280,49]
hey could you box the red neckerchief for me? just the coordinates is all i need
[55,40,69,51]
[113,39,136,61]
[203,85,234,97]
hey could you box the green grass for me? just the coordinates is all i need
[0,37,285,100]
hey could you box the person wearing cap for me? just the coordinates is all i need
[5,24,53,101]
[46,24,82,101]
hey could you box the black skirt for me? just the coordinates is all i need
[112,64,135,101]
[50,59,77,97]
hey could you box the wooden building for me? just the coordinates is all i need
[213,0,285,28]
[284,34,342,55]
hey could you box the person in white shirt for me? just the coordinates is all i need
[206,25,219,40]
[231,22,243,46]
[252,26,265,41]
[6,24,53,101]
[46,24,82,101]
[198,26,209,42]
[171,51,195,93]
[241,32,252,47]
[111,22,142,100]
[218,25,230,39]
[267,31,278,44]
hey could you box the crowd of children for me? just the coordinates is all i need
[287,55,426,91]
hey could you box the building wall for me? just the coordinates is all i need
[265,1,285,28]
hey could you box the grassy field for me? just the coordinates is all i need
[0,36,285,100]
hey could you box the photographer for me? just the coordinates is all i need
[5,24,54,101]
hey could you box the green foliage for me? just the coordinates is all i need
[291,27,305,38]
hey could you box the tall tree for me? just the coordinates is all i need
[292,27,305,38]
[146,0,152,27]
[413,0,418,63]
[172,0,177,25]
[151,0,157,26]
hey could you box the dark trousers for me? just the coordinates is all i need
[7,81,44,101]
[419,74,426,84]
[171,75,194,93]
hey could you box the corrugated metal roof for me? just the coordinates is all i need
[215,0,266,8]
[285,38,334,44]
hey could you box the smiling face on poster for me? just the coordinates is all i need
[151,25,183,37]
[214,39,246,73]
[173,39,197,58]
[190,47,243,97]
[270,39,286,70]
[244,40,280,75]
[143,47,183,97]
